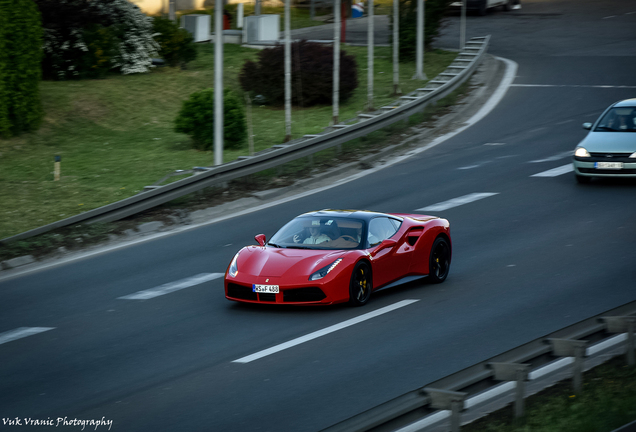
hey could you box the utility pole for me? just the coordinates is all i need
[367,0,374,110]
[214,0,224,165]
[392,0,400,95]
[460,0,466,49]
[333,0,341,125]
[255,0,261,15]
[413,0,426,80]
[284,0,292,141]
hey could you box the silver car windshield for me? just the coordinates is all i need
[594,107,636,132]
[268,217,365,250]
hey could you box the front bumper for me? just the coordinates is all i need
[224,270,351,305]
[573,157,636,177]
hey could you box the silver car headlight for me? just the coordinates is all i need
[574,147,591,158]
[228,253,239,277]
[630,152,636,158]
[309,259,343,281]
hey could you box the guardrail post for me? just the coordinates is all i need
[487,362,530,418]
[600,316,636,365]
[424,388,467,432]
[546,338,588,392]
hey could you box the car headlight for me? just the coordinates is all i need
[630,152,636,158]
[574,147,591,158]
[228,253,239,277]
[309,259,343,281]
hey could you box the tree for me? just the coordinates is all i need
[391,0,453,61]
[0,0,43,137]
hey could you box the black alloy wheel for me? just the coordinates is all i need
[349,261,372,306]
[428,237,451,283]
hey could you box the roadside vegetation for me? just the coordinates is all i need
[463,356,636,432]
[0,41,456,244]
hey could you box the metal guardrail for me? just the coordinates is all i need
[1,36,490,244]
[320,300,636,432]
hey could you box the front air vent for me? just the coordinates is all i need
[227,283,257,301]
[283,287,326,303]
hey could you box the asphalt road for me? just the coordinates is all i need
[1,1,636,431]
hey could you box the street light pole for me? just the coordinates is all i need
[333,0,341,125]
[214,0,224,165]
[367,0,374,110]
[413,0,426,80]
[284,0,292,141]
[392,0,400,95]
[460,0,466,49]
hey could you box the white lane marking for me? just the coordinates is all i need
[512,84,636,89]
[417,193,499,212]
[531,164,573,177]
[529,151,573,163]
[0,327,55,345]
[484,142,506,146]
[0,58,520,283]
[118,273,224,300]
[233,299,420,363]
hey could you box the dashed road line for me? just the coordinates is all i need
[233,299,420,363]
[529,151,573,163]
[0,327,55,345]
[118,273,224,300]
[417,193,499,212]
[531,164,574,177]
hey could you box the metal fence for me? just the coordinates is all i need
[320,301,636,432]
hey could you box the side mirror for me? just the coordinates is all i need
[370,239,397,257]
[582,122,592,130]
[255,234,266,246]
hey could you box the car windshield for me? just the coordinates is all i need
[594,107,636,132]
[268,217,365,250]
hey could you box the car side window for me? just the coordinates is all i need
[368,217,399,247]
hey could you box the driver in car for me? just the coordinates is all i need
[294,222,330,245]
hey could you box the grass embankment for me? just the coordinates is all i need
[0,40,456,243]
[464,356,636,432]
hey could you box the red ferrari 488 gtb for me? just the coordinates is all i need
[224,209,451,306]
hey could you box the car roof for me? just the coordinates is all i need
[298,209,401,222]
[613,98,636,108]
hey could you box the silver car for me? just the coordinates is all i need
[573,98,636,183]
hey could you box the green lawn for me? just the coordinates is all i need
[463,356,636,432]
[0,39,456,241]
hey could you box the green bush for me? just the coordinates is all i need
[391,0,453,61]
[79,24,119,79]
[152,17,197,68]
[0,0,43,137]
[174,88,247,151]
[239,40,358,107]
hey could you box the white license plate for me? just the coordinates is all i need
[253,284,279,294]
[595,162,623,169]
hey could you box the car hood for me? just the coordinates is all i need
[578,132,636,153]
[238,247,345,277]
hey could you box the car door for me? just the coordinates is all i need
[367,217,410,288]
